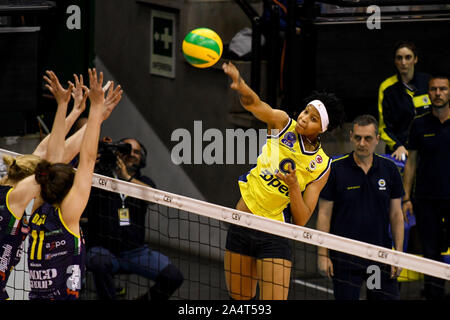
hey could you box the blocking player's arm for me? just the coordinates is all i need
[33,72,88,161]
[61,69,122,234]
[32,71,73,162]
[222,62,289,131]
[62,81,120,164]
[402,150,417,215]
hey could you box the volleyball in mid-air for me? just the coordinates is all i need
[182,28,223,68]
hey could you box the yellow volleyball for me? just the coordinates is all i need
[182,28,223,68]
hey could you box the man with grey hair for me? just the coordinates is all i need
[317,114,404,300]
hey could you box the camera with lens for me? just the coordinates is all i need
[95,140,132,176]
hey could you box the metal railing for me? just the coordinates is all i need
[234,0,450,115]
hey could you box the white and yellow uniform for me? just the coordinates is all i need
[238,118,331,222]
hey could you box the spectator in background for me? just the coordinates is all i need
[84,137,184,300]
[378,41,431,161]
[317,115,404,300]
[402,73,450,300]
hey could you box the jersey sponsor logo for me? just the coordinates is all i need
[45,229,64,237]
[306,160,316,173]
[46,240,66,251]
[45,250,68,261]
[279,158,296,174]
[15,242,25,259]
[259,169,290,197]
[29,268,58,290]
[29,262,42,268]
[378,179,386,190]
[0,244,13,280]
[281,132,296,148]
[315,155,323,164]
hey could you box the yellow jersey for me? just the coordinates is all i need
[238,118,331,222]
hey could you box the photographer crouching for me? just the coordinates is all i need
[84,137,184,300]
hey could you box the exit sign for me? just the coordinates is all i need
[150,10,176,78]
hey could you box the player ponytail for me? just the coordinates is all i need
[3,154,41,183]
[35,161,75,205]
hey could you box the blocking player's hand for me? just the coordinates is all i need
[102,81,122,121]
[87,68,105,108]
[44,70,73,106]
[69,74,88,114]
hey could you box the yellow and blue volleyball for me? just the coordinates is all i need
[182,28,223,68]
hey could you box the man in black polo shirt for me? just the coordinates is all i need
[317,114,404,300]
[403,73,450,300]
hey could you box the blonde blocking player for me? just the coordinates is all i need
[222,62,344,300]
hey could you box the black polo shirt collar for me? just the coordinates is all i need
[347,151,380,173]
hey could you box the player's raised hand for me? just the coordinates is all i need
[68,74,88,114]
[87,68,105,108]
[275,163,299,189]
[102,81,123,121]
[44,70,73,106]
[222,61,242,91]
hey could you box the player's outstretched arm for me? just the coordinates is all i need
[222,62,288,131]
[34,71,73,163]
[61,79,122,164]
[61,69,122,233]
[65,73,88,134]
[33,73,88,161]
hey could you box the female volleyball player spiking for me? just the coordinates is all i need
[27,68,122,300]
[222,61,344,300]
[0,69,91,300]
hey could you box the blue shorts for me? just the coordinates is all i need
[225,224,292,261]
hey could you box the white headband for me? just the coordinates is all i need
[309,99,329,133]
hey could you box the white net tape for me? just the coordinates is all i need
[2,148,450,282]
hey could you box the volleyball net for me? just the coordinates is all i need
[1,148,449,300]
